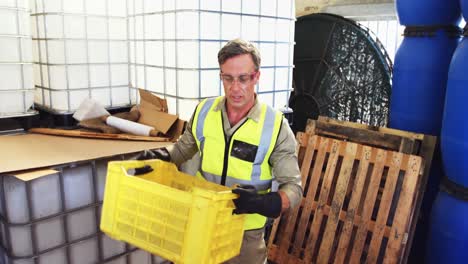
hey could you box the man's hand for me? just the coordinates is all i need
[136,148,171,162]
[134,148,171,175]
[232,185,282,218]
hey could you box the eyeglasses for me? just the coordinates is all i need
[220,71,257,85]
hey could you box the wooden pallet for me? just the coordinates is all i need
[267,117,436,264]
[308,117,437,263]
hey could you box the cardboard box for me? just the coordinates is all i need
[138,89,168,113]
[137,89,186,142]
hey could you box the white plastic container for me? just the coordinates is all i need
[0,0,35,117]
[0,154,170,263]
[0,235,167,264]
[128,0,296,121]
[31,0,131,113]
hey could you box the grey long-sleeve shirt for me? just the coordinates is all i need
[167,96,303,209]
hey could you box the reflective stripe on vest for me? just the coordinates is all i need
[195,98,216,173]
[252,105,276,181]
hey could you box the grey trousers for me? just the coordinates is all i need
[224,228,267,264]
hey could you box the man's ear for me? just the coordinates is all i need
[254,70,261,83]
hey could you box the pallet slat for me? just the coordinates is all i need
[304,139,341,263]
[384,156,422,263]
[366,152,404,263]
[277,135,319,264]
[292,137,330,259]
[317,142,357,263]
[316,117,425,141]
[350,149,388,264]
[334,145,372,264]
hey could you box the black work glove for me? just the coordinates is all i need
[232,185,282,218]
[136,148,171,162]
[134,148,171,175]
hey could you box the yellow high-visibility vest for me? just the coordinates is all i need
[192,96,283,230]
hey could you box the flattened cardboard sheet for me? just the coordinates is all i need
[0,133,171,174]
[13,168,59,181]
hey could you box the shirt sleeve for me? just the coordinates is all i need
[269,118,303,209]
[166,112,199,167]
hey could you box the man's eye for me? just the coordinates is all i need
[239,75,249,82]
[224,76,234,82]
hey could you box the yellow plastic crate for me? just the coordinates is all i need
[100,159,245,264]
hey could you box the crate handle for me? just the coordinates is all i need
[108,160,177,179]
[132,165,154,175]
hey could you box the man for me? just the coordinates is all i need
[146,38,302,264]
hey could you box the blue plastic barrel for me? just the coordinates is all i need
[462,0,468,21]
[390,29,460,263]
[390,29,460,135]
[441,37,468,185]
[396,0,461,26]
[426,191,468,264]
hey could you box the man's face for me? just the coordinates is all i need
[220,54,260,112]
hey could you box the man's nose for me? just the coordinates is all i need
[230,79,242,89]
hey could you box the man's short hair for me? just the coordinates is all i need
[218,38,261,71]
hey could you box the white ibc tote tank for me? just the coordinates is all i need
[128,0,296,121]
[31,0,130,113]
[0,0,35,117]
